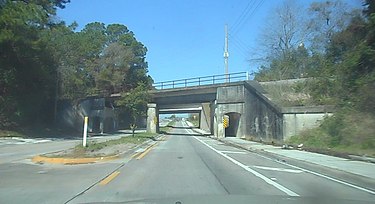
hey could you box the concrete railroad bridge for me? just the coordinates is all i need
[147,72,333,143]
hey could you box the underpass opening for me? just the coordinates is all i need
[103,117,115,133]
[159,113,199,128]
[159,112,201,136]
[225,112,241,137]
[91,116,101,133]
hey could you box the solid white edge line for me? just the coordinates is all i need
[187,123,375,195]
[228,140,375,196]
[193,136,299,197]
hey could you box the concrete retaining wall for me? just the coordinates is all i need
[216,82,334,143]
[282,106,334,140]
[243,83,283,142]
[58,98,118,133]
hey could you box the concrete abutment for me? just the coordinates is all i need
[148,81,334,142]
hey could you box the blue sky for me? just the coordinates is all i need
[57,0,362,83]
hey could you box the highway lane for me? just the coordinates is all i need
[0,121,374,203]
[70,121,375,203]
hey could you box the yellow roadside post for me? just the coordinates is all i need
[83,116,88,147]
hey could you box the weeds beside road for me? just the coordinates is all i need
[287,110,375,158]
[43,132,157,158]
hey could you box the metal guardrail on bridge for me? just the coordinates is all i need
[153,72,250,90]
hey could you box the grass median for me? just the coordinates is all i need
[45,132,157,158]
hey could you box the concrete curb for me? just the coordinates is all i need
[348,155,375,164]
[191,128,211,136]
[216,138,265,155]
[31,154,120,164]
[216,138,375,164]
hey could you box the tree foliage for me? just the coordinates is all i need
[254,0,374,115]
[307,0,374,114]
[254,0,357,82]
[115,82,150,136]
[259,0,375,151]
[0,0,69,127]
[0,0,152,128]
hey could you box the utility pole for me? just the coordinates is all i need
[224,24,229,82]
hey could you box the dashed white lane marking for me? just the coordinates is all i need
[193,136,299,197]
[253,165,304,173]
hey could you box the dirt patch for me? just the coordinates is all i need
[43,133,157,159]
[94,143,137,156]
[44,142,137,158]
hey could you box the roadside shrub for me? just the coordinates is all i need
[320,113,345,146]
[340,112,375,149]
[288,109,375,154]
[288,128,331,149]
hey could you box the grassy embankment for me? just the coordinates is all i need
[262,81,375,158]
[287,110,375,157]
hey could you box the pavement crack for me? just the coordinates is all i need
[64,162,126,204]
[188,138,231,194]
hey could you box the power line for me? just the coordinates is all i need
[230,0,256,32]
[229,33,250,53]
[231,0,265,36]
[229,34,249,58]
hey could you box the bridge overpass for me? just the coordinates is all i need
[147,72,334,143]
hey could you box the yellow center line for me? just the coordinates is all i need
[136,143,158,160]
[99,171,120,186]
[131,151,142,158]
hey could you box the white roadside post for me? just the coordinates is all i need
[83,116,88,147]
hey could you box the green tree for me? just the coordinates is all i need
[310,11,375,113]
[0,0,69,127]
[292,0,375,150]
[0,0,152,132]
[116,82,150,136]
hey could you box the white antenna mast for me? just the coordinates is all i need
[224,24,229,82]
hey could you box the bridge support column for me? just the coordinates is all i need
[199,103,211,132]
[147,103,159,133]
[215,104,225,138]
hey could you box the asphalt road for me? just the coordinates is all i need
[0,122,374,204]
